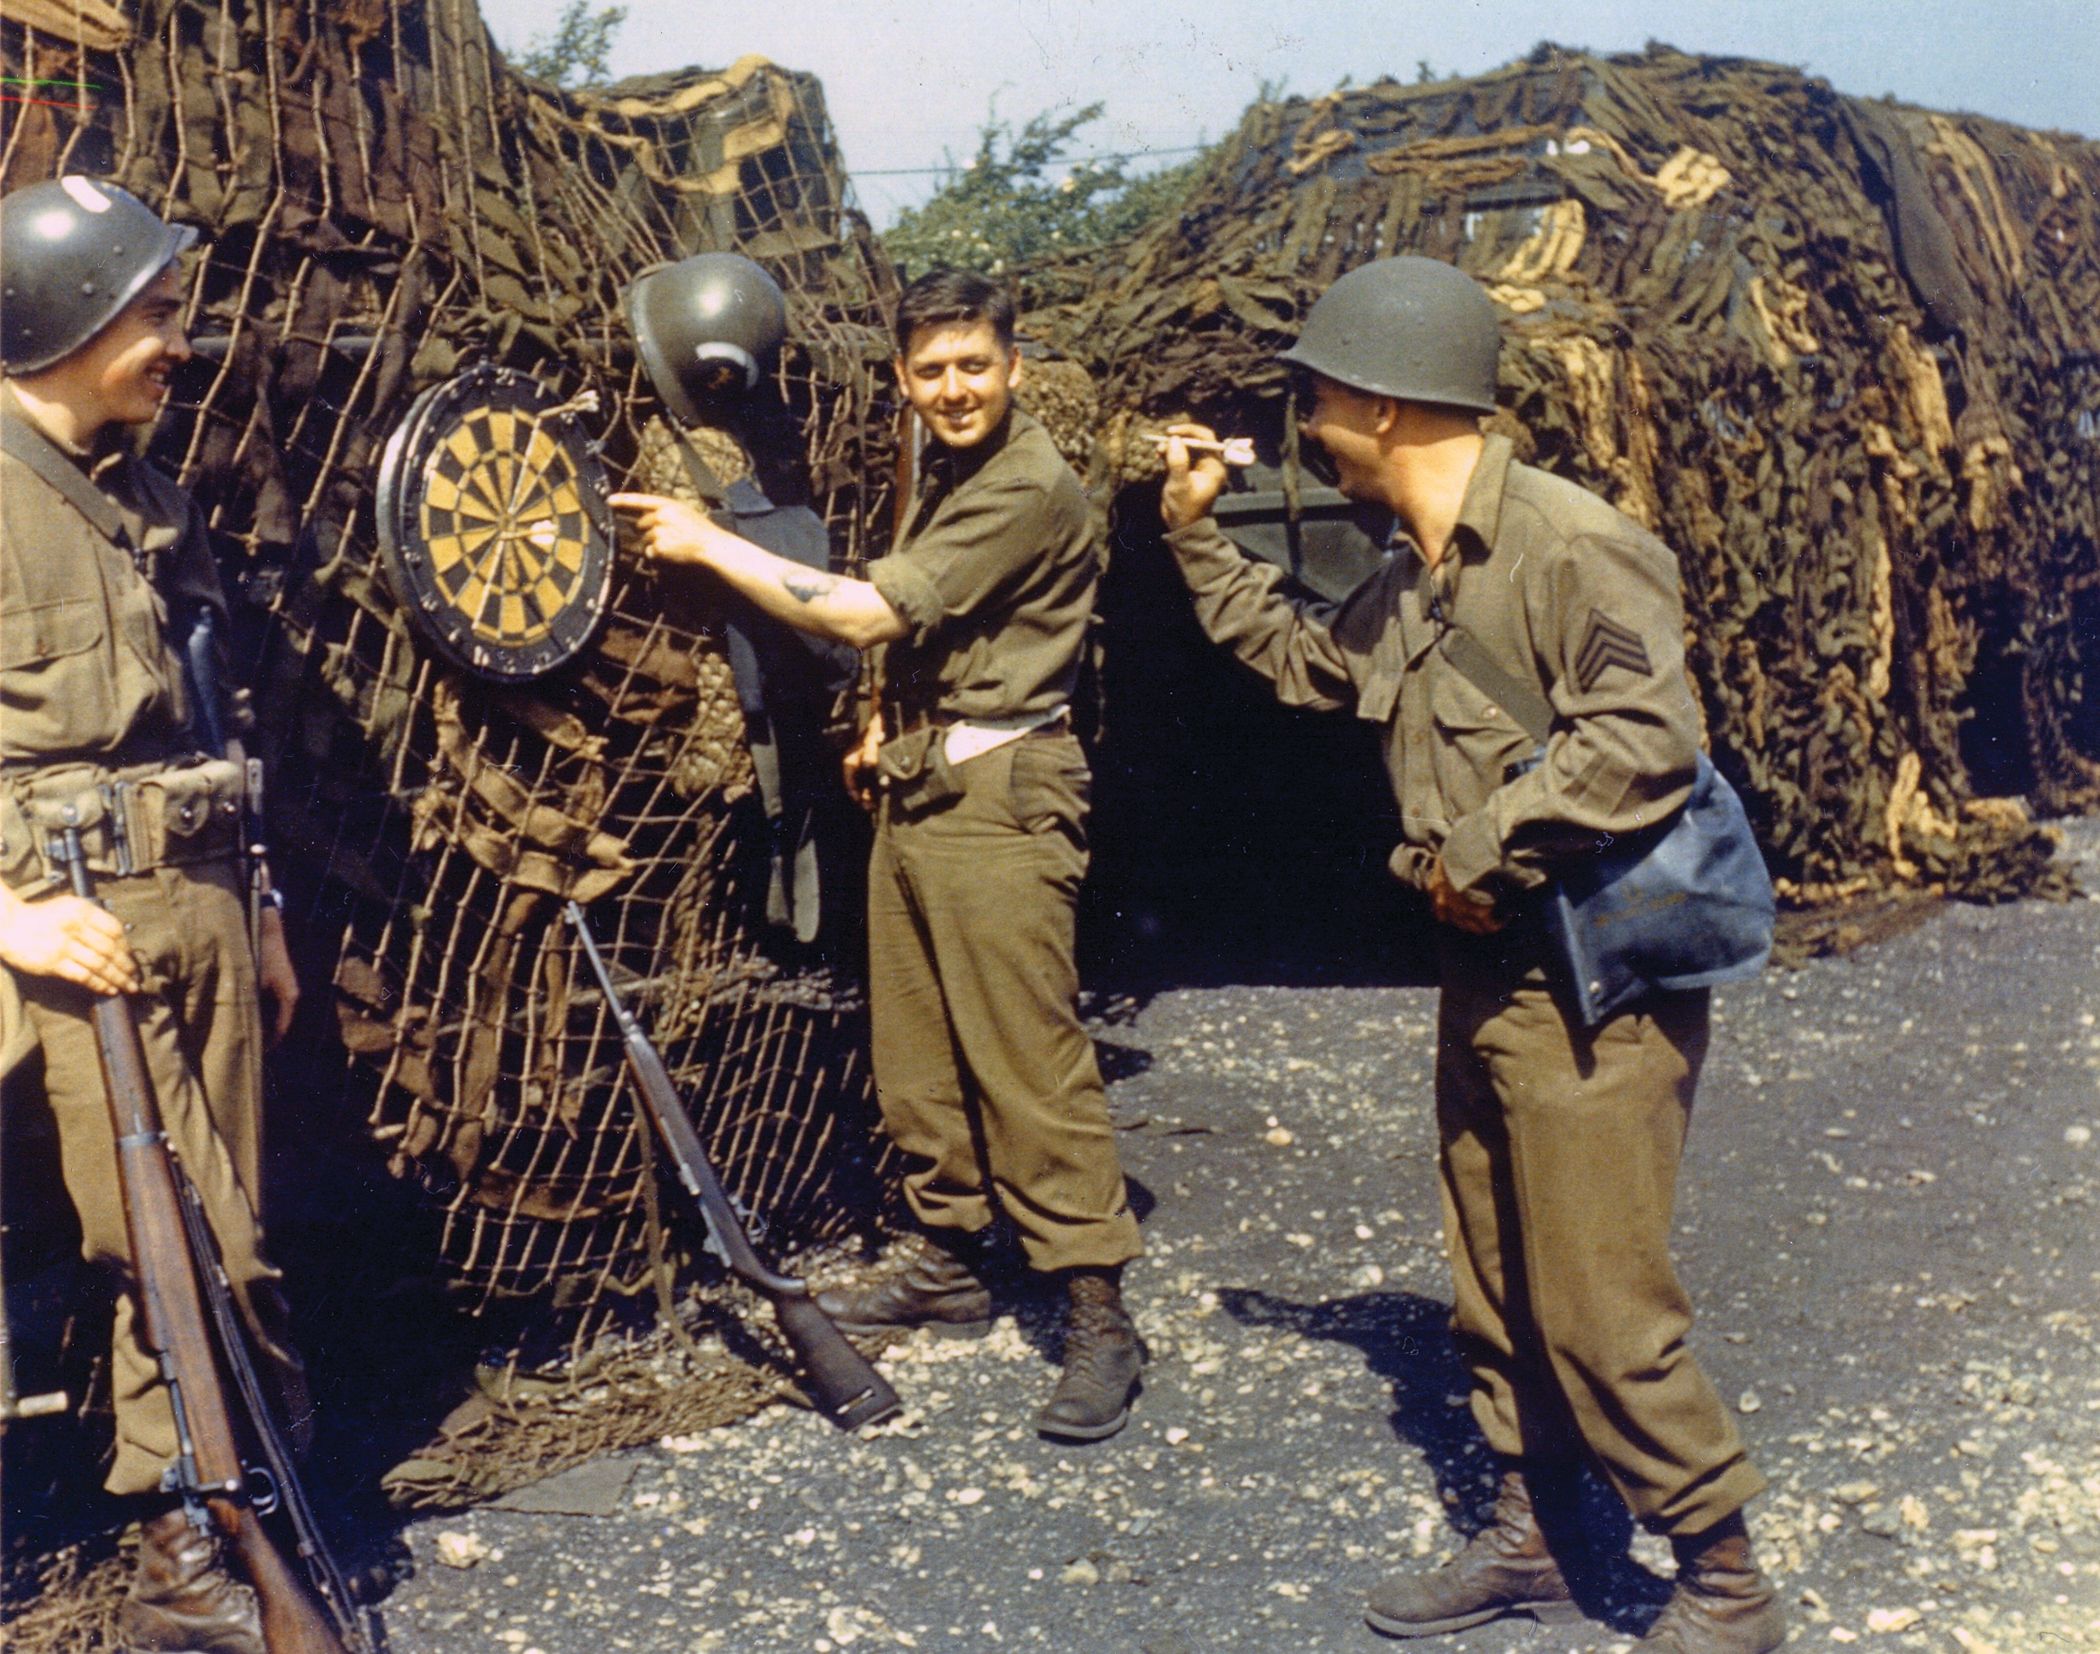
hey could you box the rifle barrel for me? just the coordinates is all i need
[59,829,353,1653]
[564,903,901,1430]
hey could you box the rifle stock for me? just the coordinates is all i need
[564,902,901,1431]
[57,827,361,1654]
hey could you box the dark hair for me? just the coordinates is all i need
[893,268,1016,355]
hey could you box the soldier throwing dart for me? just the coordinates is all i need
[613,268,1143,1442]
[1160,258,1785,1653]
[0,177,305,1654]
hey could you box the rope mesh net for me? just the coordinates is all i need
[1,0,905,1315]
[4,16,2098,1543]
[1025,45,2100,908]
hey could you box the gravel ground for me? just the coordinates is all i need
[377,824,2100,1654]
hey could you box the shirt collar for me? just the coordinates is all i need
[1448,433,1513,563]
[0,380,136,471]
[0,380,90,460]
[0,380,130,542]
[1384,432,1514,568]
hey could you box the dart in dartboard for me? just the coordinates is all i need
[376,365,615,682]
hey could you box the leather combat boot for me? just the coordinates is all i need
[1637,1514,1786,1653]
[1035,1266,1141,1442]
[813,1232,993,1338]
[115,1505,265,1654]
[1365,1466,1582,1638]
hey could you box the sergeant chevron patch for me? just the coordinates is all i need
[1575,610,1653,691]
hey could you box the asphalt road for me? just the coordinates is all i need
[378,823,2100,1654]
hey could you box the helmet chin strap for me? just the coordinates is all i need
[692,341,759,391]
[623,252,788,420]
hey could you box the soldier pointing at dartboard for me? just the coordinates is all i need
[613,265,1145,1443]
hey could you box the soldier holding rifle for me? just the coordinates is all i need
[1160,257,1784,1653]
[0,177,306,1653]
[613,269,1144,1442]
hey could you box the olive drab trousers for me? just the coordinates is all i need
[14,856,300,1498]
[1434,938,1766,1536]
[867,732,1141,1274]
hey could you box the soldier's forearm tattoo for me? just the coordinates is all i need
[781,569,840,605]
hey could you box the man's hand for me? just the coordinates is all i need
[1427,855,1505,935]
[0,889,139,995]
[608,493,733,569]
[610,494,906,650]
[255,904,299,1045]
[842,713,885,814]
[1160,422,1230,531]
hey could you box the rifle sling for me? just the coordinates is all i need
[170,1152,375,1650]
[0,406,128,542]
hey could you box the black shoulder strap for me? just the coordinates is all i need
[0,407,127,541]
[1435,624,1553,746]
[667,426,728,508]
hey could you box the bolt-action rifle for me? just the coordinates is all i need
[563,902,902,1430]
[176,602,273,944]
[50,816,378,1654]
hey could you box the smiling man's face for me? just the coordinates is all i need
[60,262,191,431]
[895,318,1021,452]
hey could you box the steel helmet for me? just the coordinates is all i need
[624,252,789,423]
[1278,256,1500,415]
[0,177,196,374]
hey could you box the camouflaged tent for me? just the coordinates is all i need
[0,0,907,1332]
[1026,44,2100,913]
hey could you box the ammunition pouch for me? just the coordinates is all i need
[875,726,964,818]
[1,757,247,887]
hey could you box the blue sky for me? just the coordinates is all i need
[493,0,2099,226]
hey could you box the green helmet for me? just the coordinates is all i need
[0,177,195,374]
[1278,256,1499,414]
[623,252,788,423]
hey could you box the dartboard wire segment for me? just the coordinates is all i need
[377,367,614,683]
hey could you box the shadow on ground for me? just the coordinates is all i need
[1218,1285,1674,1634]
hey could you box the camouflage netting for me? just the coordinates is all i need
[0,0,908,1333]
[1025,44,2100,904]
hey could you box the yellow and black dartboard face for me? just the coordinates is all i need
[376,367,613,682]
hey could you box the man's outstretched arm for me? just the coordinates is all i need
[1157,425,1359,713]
[611,492,908,650]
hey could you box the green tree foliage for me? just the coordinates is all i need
[511,1,627,88]
[882,104,1209,278]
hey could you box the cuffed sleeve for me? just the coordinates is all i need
[865,553,947,638]
[870,466,1073,646]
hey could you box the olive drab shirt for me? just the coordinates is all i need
[865,410,1095,725]
[0,381,231,781]
[1165,433,1704,901]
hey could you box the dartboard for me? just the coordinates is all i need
[376,366,613,682]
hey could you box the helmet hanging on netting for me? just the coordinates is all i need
[0,177,196,374]
[624,252,790,424]
[1279,256,1500,415]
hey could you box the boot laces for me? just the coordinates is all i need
[1061,1299,1134,1378]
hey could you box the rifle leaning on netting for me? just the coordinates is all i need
[564,902,902,1430]
[46,817,382,1654]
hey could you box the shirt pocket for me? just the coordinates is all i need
[0,595,118,755]
[1356,661,1400,726]
[0,595,103,671]
[1429,667,1522,736]
[1428,668,1532,804]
